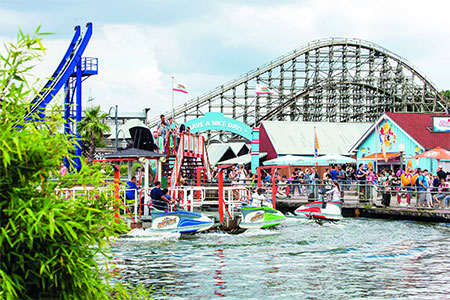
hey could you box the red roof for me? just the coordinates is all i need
[385,113,450,150]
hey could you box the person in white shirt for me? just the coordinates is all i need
[325,180,343,201]
[251,188,267,207]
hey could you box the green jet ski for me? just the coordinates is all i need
[239,203,286,229]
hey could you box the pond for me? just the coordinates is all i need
[110,218,450,299]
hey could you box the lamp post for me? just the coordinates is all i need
[399,143,405,174]
[117,129,127,149]
[108,105,118,152]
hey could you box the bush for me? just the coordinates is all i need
[0,28,150,299]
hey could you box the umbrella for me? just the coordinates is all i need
[411,147,450,162]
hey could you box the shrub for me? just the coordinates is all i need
[0,27,150,300]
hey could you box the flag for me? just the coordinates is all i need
[314,129,319,158]
[377,126,387,162]
[173,82,188,94]
[256,83,274,95]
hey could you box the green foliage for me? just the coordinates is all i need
[0,28,151,299]
[441,90,450,101]
[78,105,110,165]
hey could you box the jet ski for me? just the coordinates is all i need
[148,208,214,234]
[239,203,286,229]
[293,198,343,221]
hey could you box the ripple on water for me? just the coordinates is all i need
[107,218,450,299]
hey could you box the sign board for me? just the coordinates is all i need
[433,117,450,132]
[183,112,253,141]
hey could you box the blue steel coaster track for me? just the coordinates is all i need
[24,23,93,122]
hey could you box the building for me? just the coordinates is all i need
[350,113,450,171]
[259,121,371,159]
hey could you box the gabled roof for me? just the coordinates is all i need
[207,144,235,166]
[386,113,450,149]
[228,142,249,156]
[261,121,371,156]
[350,113,450,153]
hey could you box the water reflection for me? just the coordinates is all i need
[109,219,450,299]
[213,248,226,297]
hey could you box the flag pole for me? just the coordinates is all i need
[314,126,318,167]
[171,76,175,119]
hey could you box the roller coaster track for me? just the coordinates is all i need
[24,23,93,122]
[149,37,449,128]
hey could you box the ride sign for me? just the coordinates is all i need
[183,112,253,141]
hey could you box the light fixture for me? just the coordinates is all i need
[398,143,405,153]
[121,139,127,149]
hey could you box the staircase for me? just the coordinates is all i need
[162,133,212,187]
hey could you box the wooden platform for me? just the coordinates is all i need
[276,195,450,222]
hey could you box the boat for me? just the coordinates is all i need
[239,204,286,229]
[148,208,214,234]
[293,199,343,221]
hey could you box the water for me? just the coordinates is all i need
[110,218,450,299]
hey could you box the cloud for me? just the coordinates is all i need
[1,0,449,121]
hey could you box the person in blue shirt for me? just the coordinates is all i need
[329,165,339,180]
[417,169,430,208]
[125,176,139,200]
[151,181,173,211]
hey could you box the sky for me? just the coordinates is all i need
[1,0,449,119]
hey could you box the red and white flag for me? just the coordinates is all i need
[256,83,274,95]
[173,82,188,94]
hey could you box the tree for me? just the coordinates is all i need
[0,28,150,299]
[78,105,110,164]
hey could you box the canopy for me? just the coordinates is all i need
[318,153,356,164]
[412,147,450,161]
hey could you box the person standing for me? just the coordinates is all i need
[329,165,339,181]
[356,163,368,198]
[417,169,428,208]
[437,165,446,181]
[59,162,68,177]
[381,177,392,207]
[337,165,347,190]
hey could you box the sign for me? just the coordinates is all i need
[433,117,450,132]
[378,121,397,150]
[183,112,253,141]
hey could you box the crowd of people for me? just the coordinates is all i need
[155,114,191,155]
[212,163,450,208]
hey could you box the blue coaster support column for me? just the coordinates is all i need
[74,60,83,171]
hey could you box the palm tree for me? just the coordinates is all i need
[78,106,109,164]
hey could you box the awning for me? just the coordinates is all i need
[360,152,400,161]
